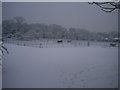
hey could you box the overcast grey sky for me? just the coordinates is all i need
[2,2,118,32]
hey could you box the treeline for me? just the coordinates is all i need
[2,16,119,41]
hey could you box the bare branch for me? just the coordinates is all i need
[89,2,120,12]
[101,8,116,12]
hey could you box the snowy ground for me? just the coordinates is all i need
[0,64,1,89]
[3,43,118,88]
[0,64,2,89]
[0,42,2,89]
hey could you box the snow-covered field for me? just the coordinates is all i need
[0,61,2,89]
[3,43,118,88]
[0,51,1,89]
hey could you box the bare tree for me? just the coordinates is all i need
[89,2,120,12]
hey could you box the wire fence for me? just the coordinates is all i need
[4,39,118,48]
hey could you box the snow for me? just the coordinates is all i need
[3,43,118,88]
[0,51,2,90]
[0,64,2,89]
[0,41,2,89]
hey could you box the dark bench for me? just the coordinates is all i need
[57,40,63,43]
[110,43,116,47]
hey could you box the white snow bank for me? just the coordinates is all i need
[3,43,118,88]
